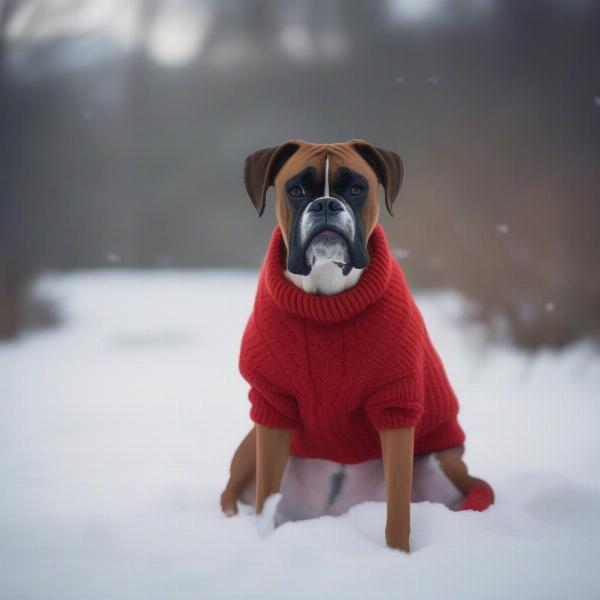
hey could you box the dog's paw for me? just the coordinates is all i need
[220,490,239,517]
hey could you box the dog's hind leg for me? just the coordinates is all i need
[411,453,464,509]
[433,445,495,511]
[220,427,257,516]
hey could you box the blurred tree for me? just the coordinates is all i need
[0,0,599,347]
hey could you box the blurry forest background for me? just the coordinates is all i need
[1,0,599,348]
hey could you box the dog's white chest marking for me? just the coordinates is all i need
[285,261,363,295]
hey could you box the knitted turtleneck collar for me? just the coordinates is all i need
[263,224,394,323]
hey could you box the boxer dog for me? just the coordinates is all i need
[220,139,494,552]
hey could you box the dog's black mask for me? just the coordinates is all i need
[285,167,370,276]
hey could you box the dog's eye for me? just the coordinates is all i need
[349,184,364,195]
[288,185,305,198]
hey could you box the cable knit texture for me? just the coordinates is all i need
[239,224,465,464]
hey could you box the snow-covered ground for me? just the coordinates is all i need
[1,271,599,600]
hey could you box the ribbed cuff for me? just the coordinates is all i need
[250,403,297,429]
[365,376,423,431]
[414,419,466,454]
[248,387,298,430]
[367,406,421,430]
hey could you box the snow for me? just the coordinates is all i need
[1,270,599,600]
[392,246,411,259]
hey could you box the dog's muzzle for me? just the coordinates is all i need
[287,195,369,276]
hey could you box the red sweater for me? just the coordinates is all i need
[239,224,465,464]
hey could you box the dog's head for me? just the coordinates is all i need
[244,139,403,276]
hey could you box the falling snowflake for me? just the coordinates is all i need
[496,223,509,234]
[545,302,555,313]
[393,247,410,259]
[107,253,122,264]
[594,97,600,107]
[395,76,405,84]
[428,76,440,85]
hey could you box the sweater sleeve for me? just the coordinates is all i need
[244,370,300,430]
[363,299,427,431]
[239,317,300,430]
[364,374,424,431]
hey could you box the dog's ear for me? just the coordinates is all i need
[351,141,404,216]
[244,142,300,216]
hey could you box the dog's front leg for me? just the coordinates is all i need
[380,427,415,552]
[255,424,291,514]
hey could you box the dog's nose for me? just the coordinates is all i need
[327,198,343,212]
[308,197,344,214]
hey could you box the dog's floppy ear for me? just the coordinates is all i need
[351,140,404,216]
[244,141,300,216]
